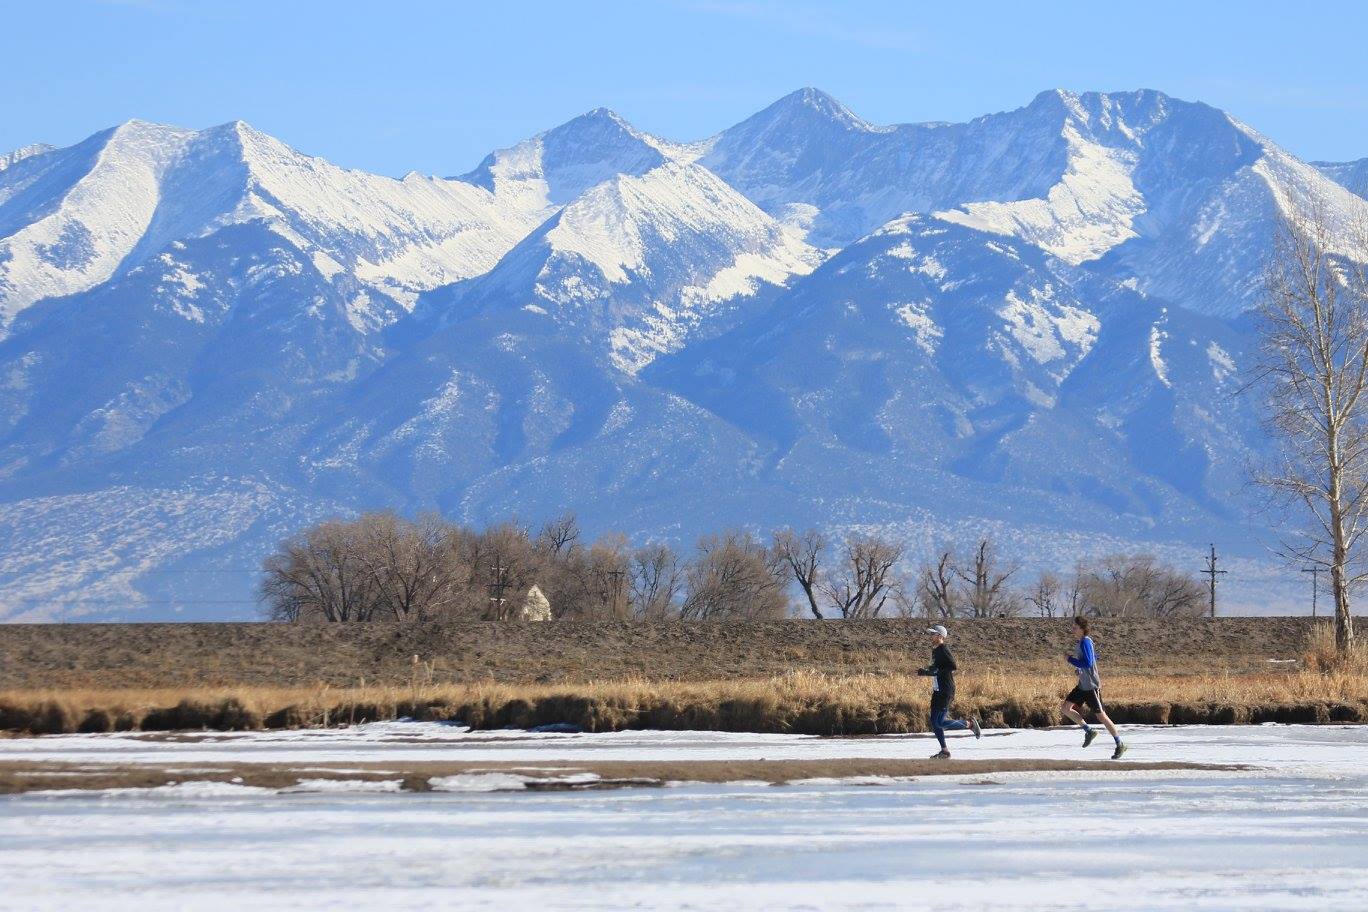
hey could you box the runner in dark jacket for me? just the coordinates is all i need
[918,625,982,759]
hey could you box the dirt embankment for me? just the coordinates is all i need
[0,617,1327,689]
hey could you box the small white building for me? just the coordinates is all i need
[519,585,552,621]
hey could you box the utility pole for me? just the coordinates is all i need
[1301,566,1321,618]
[600,567,627,617]
[487,563,510,619]
[1201,544,1227,619]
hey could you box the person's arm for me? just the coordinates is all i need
[916,652,936,675]
[1067,637,1095,668]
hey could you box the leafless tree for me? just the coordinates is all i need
[1026,571,1061,618]
[585,534,632,619]
[464,522,538,620]
[1075,553,1205,618]
[629,542,683,618]
[681,531,789,620]
[260,519,379,622]
[352,512,458,621]
[822,533,904,618]
[1253,202,1368,654]
[773,528,827,619]
[956,538,1021,617]
[536,512,581,557]
[916,550,958,618]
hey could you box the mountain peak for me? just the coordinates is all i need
[761,87,871,131]
[0,141,55,172]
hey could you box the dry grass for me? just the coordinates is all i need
[1300,622,1368,673]
[4,626,1364,736]
[3,666,1367,737]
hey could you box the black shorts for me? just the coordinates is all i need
[1065,686,1104,714]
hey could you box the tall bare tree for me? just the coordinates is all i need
[822,534,904,619]
[1254,202,1368,654]
[956,538,1020,617]
[536,512,581,557]
[773,528,827,619]
[260,519,379,622]
[1026,571,1061,618]
[354,512,457,621]
[916,550,958,618]
[681,531,789,620]
[1075,553,1204,618]
[629,542,683,619]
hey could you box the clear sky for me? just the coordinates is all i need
[6,1,1368,177]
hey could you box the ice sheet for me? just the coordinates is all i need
[3,724,1367,910]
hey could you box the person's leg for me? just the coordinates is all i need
[1091,692,1122,747]
[1060,700,1087,728]
[930,699,949,753]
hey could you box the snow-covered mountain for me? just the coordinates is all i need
[701,88,1367,316]
[1,88,1364,621]
[0,120,538,335]
[1318,157,1368,199]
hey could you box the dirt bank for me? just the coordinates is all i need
[0,617,1333,689]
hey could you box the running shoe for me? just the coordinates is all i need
[1111,742,1128,760]
[930,749,951,760]
[1083,728,1098,748]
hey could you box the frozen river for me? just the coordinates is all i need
[2,724,1366,910]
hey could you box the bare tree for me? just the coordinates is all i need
[1026,571,1061,618]
[822,533,904,618]
[1254,202,1368,654]
[916,550,958,618]
[260,519,379,622]
[354,512,457,621]
[681,531,789,620]
[773,528,827,619]
[629,542,683,619]
[466,522,538,620]
[1075,553,1205,618]
[956,538,1021,617]
[585,534,632,619]
[536,512,581,557]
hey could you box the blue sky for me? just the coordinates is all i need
[6,1,1368,176]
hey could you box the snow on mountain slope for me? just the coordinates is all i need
[1316,157,1368,199]
[460,107,684,223]
[647,211,1263,532]
[422,161,820,373]
[701,88,1368,316]
[0,143,54,173]
[0,120,535,335]
[0,88,1350,619]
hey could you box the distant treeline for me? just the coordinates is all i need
[259,513,1209,623]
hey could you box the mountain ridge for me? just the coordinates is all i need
[1,87,1364,620]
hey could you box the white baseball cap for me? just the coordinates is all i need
[925,625,948,637]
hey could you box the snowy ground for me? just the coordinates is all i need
[2,724,1367,910]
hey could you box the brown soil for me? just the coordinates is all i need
[0,617,1331,689]
[0,756,1243,795]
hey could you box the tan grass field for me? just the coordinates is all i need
[3,624,1363,736]
[4,667,1366,737]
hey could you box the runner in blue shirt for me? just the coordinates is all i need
[1061,616,1126,759]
